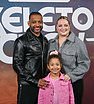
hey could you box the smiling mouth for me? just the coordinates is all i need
[35,28,40,31]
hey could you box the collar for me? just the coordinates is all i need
[45,73,65,81]
[52,32,75,43]
[26,28,43,41]
[67,32,75,42]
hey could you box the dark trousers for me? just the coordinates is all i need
[72,79,83,104]
[17,83,39,104]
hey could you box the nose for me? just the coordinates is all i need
[35,22,40,26]
[53,65,57,69]
[61,25,65,29]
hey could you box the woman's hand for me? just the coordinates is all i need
[64,74,70,81]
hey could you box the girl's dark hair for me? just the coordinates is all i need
[47,53,62,65]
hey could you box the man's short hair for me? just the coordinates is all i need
[29,12,42,20]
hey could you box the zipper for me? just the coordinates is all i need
[35,36,44,76]
[18,83,22,103]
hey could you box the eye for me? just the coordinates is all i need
[31,21,36,24]
[56,63,60,66]
[64,24,69,27]
[58,24,62,27]
[50,63,54,66]
[38,21,43,24]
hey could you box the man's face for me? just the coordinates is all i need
[28,14,43,36]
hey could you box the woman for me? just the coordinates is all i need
[48,16,90,104]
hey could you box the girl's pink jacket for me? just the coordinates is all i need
[38,73,75,104]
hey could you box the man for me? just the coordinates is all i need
[13,12,49,104]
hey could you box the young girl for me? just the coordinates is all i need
[38,51,75,104]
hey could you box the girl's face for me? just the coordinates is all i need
[47,58,61,75]
[56,18,70,37]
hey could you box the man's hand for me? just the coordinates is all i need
[38,79,49,89]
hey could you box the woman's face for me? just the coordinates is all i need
[56,18,70,37]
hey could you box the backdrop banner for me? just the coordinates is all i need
[0,0,94,104]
